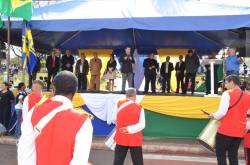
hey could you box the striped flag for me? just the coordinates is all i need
[22,21,37,75]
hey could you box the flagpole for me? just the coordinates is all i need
[6,16,10,82]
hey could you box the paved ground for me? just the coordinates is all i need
[0,144,246,165]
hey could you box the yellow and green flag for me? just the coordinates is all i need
[0,0,33,20]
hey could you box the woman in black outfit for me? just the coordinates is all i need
[105,54,117,91]
[0,82,14,129]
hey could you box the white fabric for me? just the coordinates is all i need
[18,95,93,165]
[81,93,144,124]
[212,91,230,120]
[22,96,29,121]
[80,59,84,73]
[165,62,169,73]
[127,109,145,134]
[70,118,93,165]
[15,102,23,110]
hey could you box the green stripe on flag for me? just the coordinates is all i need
[143,110,209,139]
[0,0,32,21]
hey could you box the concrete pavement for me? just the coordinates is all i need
[0,136,244,158]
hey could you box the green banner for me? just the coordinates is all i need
[143,110,209,139]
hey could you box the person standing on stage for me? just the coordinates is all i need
[143,52,159,94]
[183,49,200,95]
[75,52,89,91]
[105,53,117,92]
[22,80,44,121]
[175,55,185,93]
[18,71,93,165]
[113,88,145,165]
[225,47,243,76]
[210,75,250,165]
[61,49,75,72]
[120,47,135,93]
[89,52,102,91]
[46,50,60,91]
[205,51,219,95]
[160,56,174,93]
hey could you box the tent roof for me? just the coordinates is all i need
[3,0,250,31]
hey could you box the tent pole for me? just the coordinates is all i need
[6,16,11,83]
[132,28,137,49]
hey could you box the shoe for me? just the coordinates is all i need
[120,91,125,94]
[143,91,148,94]
[167,91,170,93]
[175,91,179,94]
[182,92,186,95]
[191,92,194,95]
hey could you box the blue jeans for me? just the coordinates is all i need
[121,73,133,92]
[226,70,239,76]
[15,109,22,138]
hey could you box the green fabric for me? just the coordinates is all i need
[0,16,2,28]
[143,110,209,139]
[217,64,224,81]
[0,0,32,20]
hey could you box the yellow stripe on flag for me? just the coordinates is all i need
[11,0,32,11]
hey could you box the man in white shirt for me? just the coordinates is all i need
[75,52,89,91]
[160,56,174,93]
[18,71,93,165]
[112,88,145,165]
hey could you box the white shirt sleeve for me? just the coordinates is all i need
[247,121,250,130]
[18,109,36,165]
[212,91,230,120]
[111,103,118,124]
[127,108,146,134]
[22,96,29,121]
[70,118,93,165]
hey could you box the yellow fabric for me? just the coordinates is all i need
[140,95,220,119]
[11,0,31,11]
[43,92,85,108]
[157,48,188,92]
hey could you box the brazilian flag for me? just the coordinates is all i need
[0,0,33,21]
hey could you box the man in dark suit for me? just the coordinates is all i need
[183,49,200,95]
[61,49,75,72]
[119,47,135,93]
[175,55,185,93]
[160,56,174,93]
[28,56,41,88]
[46,50,60,91]
[75,52,89,91]
[143,53,159,93]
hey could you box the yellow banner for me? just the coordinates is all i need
[141,95,220,119]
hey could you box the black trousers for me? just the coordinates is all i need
[205,71,218,94]
[47,70,58,90]
[114,144,143,165]
[78,73,87,91]
[28,72,37,88]
[0,106,11,129]
[245,148,250,165]
[216,133,242,165]
[176,74,184,93]
[144,74,156,93]
[162,74,171,92]
[184,73,196,93]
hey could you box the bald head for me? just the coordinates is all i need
[126,88,136,100]
[52,71,78,99]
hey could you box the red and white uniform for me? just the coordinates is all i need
[18,95,93,165]
[22,93,43,121]
[213,88,250,137]
[113,99,145,146]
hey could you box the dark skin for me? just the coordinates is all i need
[51,86,75,101]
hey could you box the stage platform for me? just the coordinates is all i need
[44,92,221,139]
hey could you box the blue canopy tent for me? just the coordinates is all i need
[1,0,249,53]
